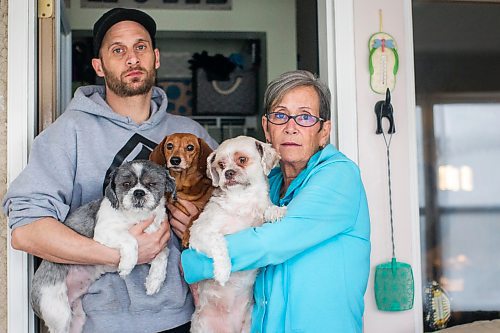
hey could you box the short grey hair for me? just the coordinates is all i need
[263,70,331,121]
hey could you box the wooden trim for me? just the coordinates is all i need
[38,10,56,133]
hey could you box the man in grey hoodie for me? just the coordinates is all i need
[2,8,217,333]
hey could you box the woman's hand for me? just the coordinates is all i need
[179,260,200,307]
[129,216,170,265]
[189,283,200,307]
[167,199,199,239]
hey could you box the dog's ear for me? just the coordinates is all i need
[164,170,177,201]
[255,140,281,176]
[197,138,214,174]
[206,151,219,187]
[104,168,120,209]
[149,136,169,166]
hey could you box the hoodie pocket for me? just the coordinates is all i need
[83,272,129,314]
[126,244,191,313]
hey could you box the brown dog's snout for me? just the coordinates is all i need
[224,169,236,180]
[170,156,181,166]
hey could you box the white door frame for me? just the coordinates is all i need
[318,0,359,164]
[7,0,70,331]
[404,1,424,331]
[7,1,36,332]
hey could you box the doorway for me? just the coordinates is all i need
[13,1,326,332]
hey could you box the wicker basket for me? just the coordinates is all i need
[193,68,257,115]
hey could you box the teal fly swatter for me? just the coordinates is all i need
[374,108,414,311]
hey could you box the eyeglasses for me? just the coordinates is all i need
[266,112,324,127]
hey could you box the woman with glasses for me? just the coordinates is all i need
[180,70,371,333]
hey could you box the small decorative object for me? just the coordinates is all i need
[369,10,399,94]
[423,281,451,331]
[375,88,395,134]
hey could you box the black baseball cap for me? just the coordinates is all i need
[92,8,157,57]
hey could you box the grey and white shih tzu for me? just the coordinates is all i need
[31,160,176,333]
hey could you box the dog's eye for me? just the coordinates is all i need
[122,182,131,188]
[147,182,157,187]
[166,143,174,150]
[239,157,247,164]
[186,144,194,151]
[218,162,224,169]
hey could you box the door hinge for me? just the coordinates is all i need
[38,0,54,19]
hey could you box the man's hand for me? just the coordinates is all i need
[167,199,199,239]
[129,216,170,265]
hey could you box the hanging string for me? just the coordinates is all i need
[381,118,395,259]
[379,9,383,32]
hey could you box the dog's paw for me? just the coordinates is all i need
[213,262,231,286]
[264,205,287,222]
[118,257,136,277]
[145,250,168,295]
[145,275,162,295]
[118,265,134,277]
[118,248,138,277]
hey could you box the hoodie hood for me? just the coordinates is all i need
[67,85,169,130]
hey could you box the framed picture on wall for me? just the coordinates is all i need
[80,0,232,10]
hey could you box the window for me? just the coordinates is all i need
[417,98,500,330]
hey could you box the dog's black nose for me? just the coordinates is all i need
[133,189,145,197]
[170,156,181,166]
[225,169,236,179]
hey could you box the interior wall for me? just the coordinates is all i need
[66,0,297,82]
[0,0,8,331]
[352,0,422,332]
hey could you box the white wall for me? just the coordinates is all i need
[67,0,297,82]
[351,0,423,332]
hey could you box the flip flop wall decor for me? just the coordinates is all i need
[369,32,399,94]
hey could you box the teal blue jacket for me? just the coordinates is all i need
[181,144,371,333]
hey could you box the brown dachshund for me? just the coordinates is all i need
[150,133,214,247]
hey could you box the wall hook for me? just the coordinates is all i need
[375,88,396,134]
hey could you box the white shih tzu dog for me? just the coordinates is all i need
[31,160,176,333]
[188,136,287,333]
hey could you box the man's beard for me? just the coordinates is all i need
[102,62,156,97]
